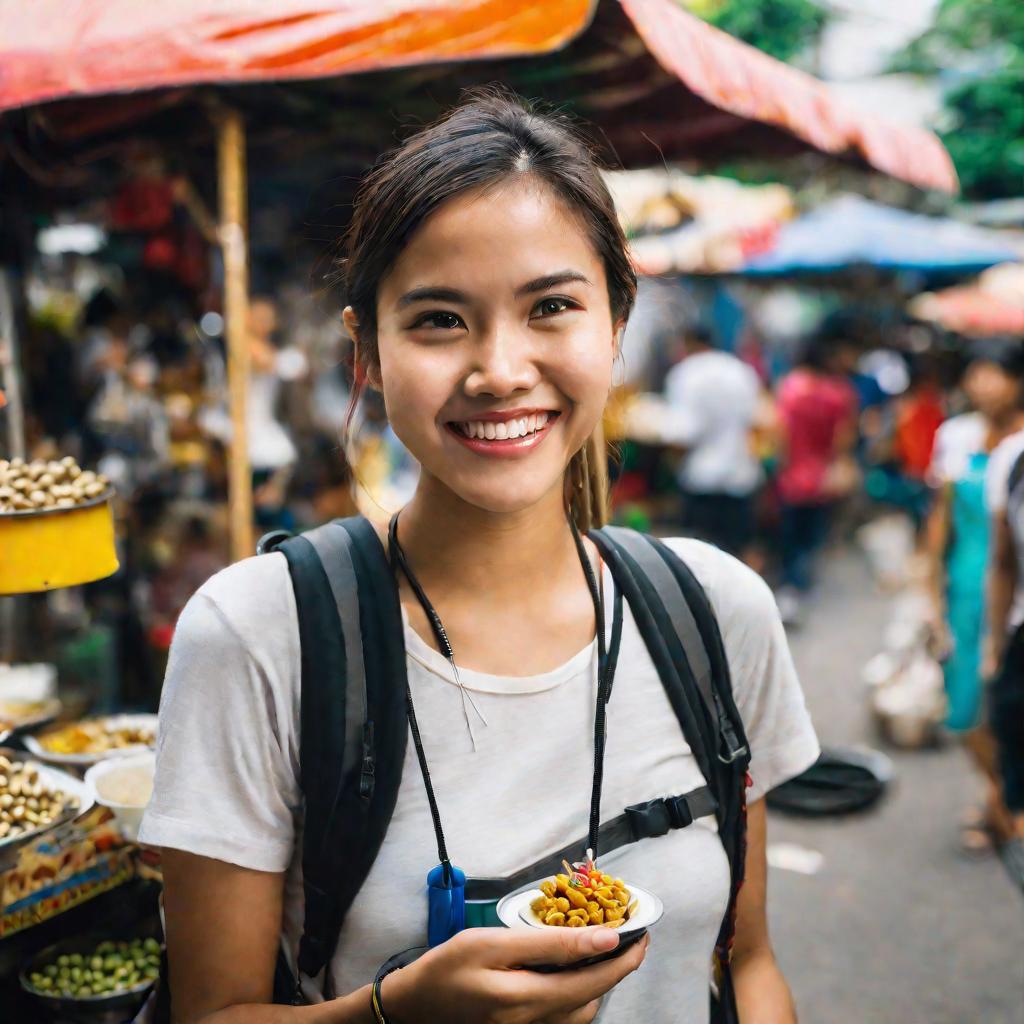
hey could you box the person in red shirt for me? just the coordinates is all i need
[894,358,946,482]
[775,329,860,623]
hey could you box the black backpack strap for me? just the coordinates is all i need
[590,528,718,783]
[589,527,750,1024]
[274,516,408,990]
[466,785,717,902]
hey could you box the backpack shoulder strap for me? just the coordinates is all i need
[589,526,750,1024]
[269,516,408,987]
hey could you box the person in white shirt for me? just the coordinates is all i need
[142,92,816,1024]
[663,327,762,558]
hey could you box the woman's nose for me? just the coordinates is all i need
[463,327,540,398]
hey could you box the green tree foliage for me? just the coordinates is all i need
[685,0,827,63]
[897,0,1024,199]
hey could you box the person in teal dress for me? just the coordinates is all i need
[927,342,1024,852]
[944,449,993,731]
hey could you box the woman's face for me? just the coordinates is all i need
[356,178,619,517]
[964,361,1019,419]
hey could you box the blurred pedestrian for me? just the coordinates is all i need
[774,326,860,624]
[664,326,762,559]
[199,295,308,531]
[925,339,1024,856]
[981,343,1024,880]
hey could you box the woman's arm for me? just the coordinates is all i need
[987,511,1017,674]
[923,485,952,637]
[161,850,374,1024]
[730,799,798,1024]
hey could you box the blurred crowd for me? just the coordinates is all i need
[654,317,1024,876]
[12,278,1024,878]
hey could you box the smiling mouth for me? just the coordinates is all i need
[450,411,557,440]
[445,410,561,456]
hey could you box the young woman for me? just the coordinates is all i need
[140,93,819,1024]
[924,340,1024,852]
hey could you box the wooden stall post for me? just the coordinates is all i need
[0,268,25,459]
[216,108,253,562]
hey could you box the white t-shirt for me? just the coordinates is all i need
[663,352,762,496]
[928,411,986,486]
[140,538,819,1022]
[986,429,1024,629]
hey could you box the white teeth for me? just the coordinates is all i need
[457,413,554,440]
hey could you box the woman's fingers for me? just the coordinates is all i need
[483,926,621,968]
[539,998,603,1024]
[518,933,650,1014]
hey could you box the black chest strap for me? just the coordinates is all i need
[465,785,717,902]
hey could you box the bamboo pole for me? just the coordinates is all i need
[0,269,25,459]
[216,108,253,562]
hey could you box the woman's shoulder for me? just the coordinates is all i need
[176,551,298,660]
[656,537,777,634]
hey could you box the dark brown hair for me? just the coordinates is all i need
[341,88,637,529]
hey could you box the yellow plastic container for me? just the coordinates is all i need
[0,495,119,594]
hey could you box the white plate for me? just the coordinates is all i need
[0,759,93,852]
[496,881,664,937]
[25,714,158,767]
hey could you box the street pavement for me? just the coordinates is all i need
[768,547,1024,1024]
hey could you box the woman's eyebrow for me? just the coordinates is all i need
[515,270,592,297]
[397,286,468,308]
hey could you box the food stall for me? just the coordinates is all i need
[0,457,162,1019]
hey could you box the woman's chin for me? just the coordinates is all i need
[435,476,565,519]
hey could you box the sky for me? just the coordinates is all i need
[814,0,943,128]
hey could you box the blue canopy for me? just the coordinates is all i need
[738,195,1023,276]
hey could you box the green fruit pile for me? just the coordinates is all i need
[27,938,161,999]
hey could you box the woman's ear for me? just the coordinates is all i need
[343,306,383,391]
[612,318,626,359]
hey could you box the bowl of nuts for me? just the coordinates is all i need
[0,456,119,594]
[0,749,92,855]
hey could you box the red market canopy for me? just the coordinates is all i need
[909,263,1024,336]
[0,0,957,192]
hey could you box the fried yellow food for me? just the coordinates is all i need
[530,865,637,928]
[38,720,154,756]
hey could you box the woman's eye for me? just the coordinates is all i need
[532,297,578,318]
[412,311,464,330]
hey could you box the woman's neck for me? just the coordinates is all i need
[395,475,581,599]
[986,408,1024,449]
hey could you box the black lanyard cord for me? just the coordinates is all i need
[388,512,621,875]
[388,516,453,880]
[570,518,612,859]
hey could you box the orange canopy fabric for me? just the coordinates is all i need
[0,0,594,105]
[0,0,957,193]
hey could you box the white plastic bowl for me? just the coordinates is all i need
[85,751,155,842]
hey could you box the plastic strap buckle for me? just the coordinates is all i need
[664,794,695,829]
[625,798,672,840]
[717,719,749,766]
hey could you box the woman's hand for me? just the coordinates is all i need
[382,926,649,1024]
